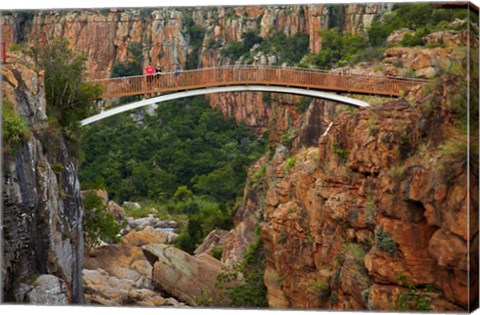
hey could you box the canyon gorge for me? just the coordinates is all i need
[1,2,479,312]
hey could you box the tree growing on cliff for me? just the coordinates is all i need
[82,192,122,247]
[31,38,101,156]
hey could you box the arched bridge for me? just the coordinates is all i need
[95,65,426,99]
[82,66,426,126]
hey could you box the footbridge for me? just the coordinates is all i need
[81,66,426,126]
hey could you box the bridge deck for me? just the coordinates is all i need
[94,66,427,99]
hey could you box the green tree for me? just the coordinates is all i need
[31,38,101,155]
[82,192,122,247]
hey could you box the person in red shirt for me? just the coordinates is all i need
[145,64,154,91]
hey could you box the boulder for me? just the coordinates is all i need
[126,214,178,231]
[142,244,233,306]
[386,28,414,45]
[84,244,152,288]
[26,275,68,305]
[107,200,126,220]
[123,226,169,246]
[122,201,141,209]
[83,268,185,307]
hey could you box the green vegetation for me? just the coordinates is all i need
[82,192,123,247]
[332,140,350,162]
[216,226,268,307]
[344,243,366,264]
[396,273,432,311]
[307,277,331,301]
[31,38,102,157]
[302,28,373,69]
[277,231,288,244]
[221,30,309,66]
[368,3,468,47]
[374,226,397,257]
[299,4,468,70]
[80,96,267,253]
[284,156,297,174]
[221,29,263,61]
[260,32,310,65]
[172,196,233,254]
[210,246,224,260]
[366,194,377,225]
[111,42,144,77]
[185,17,206,69]
[295,96,312,113]
[2,99,29,148]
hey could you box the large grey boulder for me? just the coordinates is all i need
[27,275,68,305]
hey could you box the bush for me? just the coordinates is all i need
[2,99,29,147]
[284,156,297,174]
[31,38,101,157]
[367,4,468,47]
[82,192,122,247]
[375,226,397,256]
[214,226,267,308]
[210,246,224,260]
[396,273,432,311]
[312,28,368,69]
[332,140,350,161]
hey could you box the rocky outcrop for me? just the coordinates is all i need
[2,57,84,303]
[82,223,183,306]
[83,268,185,306]
[257,76,476,310]
[122,226,170,246]
[143,244,231,306]
[343,4,393,35]
[194,229,229,257]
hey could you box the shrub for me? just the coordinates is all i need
[375,226,397,256]
[217,226,268,307]
[396,273,432,311]
[82,192,122,247]
[2,99,29,147]
[332,140,350,161]
[284,156,297,174]
[31,38,102,157]
[210,246,224,260]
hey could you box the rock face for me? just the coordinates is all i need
[2,57,85,303]
[143,244,229,306]
[256,76,477,310]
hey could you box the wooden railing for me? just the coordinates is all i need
[93,66,427,99]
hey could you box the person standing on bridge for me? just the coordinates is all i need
[173,64,182,84]
[155,63,163,90]
[145,64,155,97]
[145,64,155,88]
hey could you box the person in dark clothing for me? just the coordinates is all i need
[155,63,163,89]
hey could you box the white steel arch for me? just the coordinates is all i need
[81,85,369,126]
